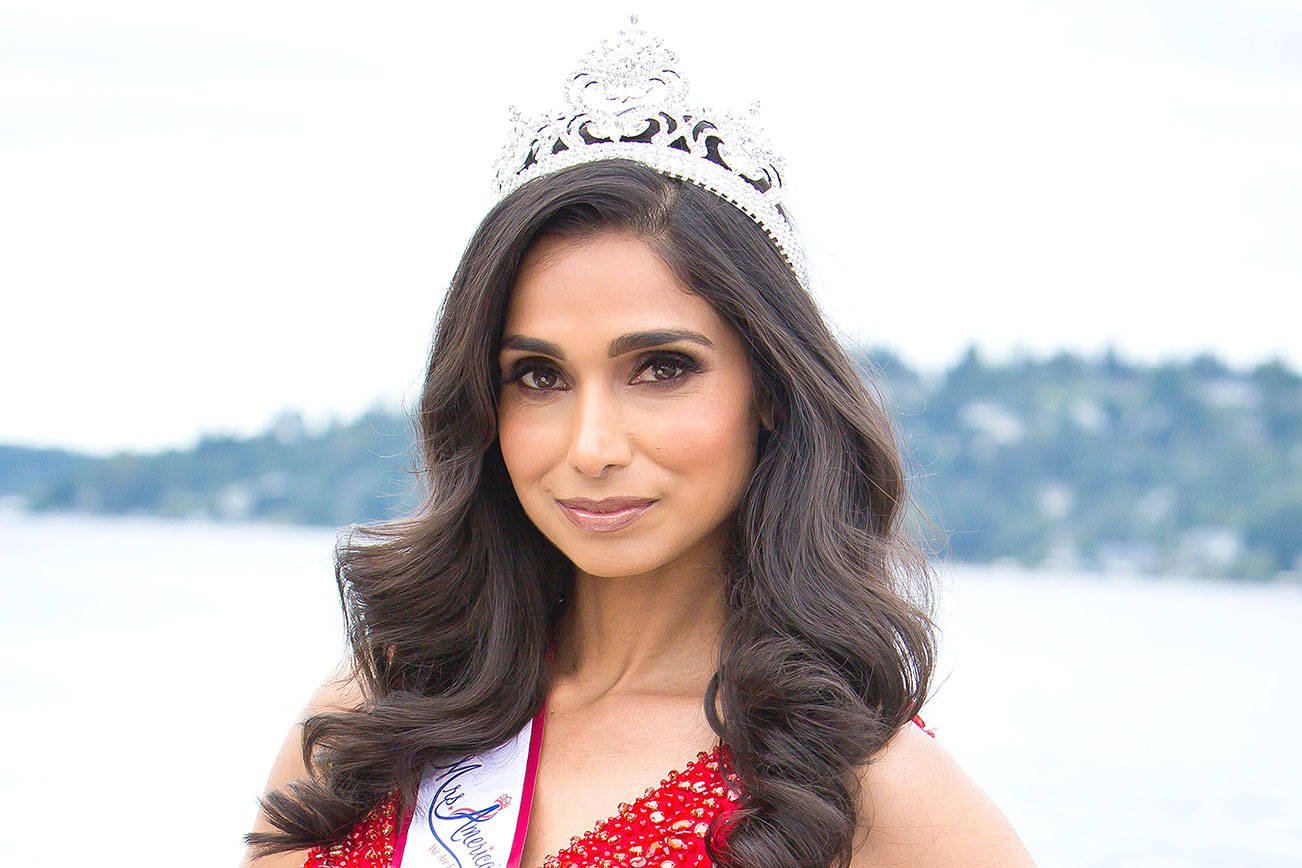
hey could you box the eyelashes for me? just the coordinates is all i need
[499,350,704,394]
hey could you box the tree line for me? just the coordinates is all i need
[3,345,1298,581]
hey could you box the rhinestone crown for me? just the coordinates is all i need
[491,16,810,291]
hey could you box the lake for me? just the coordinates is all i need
[0,512,1298,866]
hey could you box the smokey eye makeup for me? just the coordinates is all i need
[499,349,705,393]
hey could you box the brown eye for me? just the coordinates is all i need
[648,360,684,381]
[631,351,702,386]
[520,364,562,390]
[500,359,566,392]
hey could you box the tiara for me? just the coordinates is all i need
[490,16,811,291]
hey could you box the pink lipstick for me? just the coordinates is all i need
[557,496,656,533]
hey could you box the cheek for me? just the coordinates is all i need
[496,405,550,489]
[645,391,758,481]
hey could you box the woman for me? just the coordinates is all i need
[243,22,1035,868]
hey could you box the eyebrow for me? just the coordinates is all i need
[499,328,715,360]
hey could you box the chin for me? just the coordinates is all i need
[546,533,673,578]
[561,547,663,579]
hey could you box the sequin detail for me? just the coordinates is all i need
[301,790,399,868]
[298,717,934,868]
[540,746,738,868]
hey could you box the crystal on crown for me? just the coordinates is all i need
[491,16,811,291]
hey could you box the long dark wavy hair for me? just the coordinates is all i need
[247,159,937,868]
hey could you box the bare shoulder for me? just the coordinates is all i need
[239,659,367,868]
[302,657,368,714]
[850,721,1037,868]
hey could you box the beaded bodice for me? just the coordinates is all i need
[302,790,400,868]
[298,747,737,868]
[300,717,935,868]
[541,746,737,868]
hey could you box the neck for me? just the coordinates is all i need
[551,543,728,699]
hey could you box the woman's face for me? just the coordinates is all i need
[496,230,764,581]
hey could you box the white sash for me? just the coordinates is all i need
[395,706,546,868]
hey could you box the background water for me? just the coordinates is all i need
[1,512,1298,866]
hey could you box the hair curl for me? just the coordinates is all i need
[247,159,937,868]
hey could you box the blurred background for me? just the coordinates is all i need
[1,1,1299,865]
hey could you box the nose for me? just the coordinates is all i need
[567,380,632,477]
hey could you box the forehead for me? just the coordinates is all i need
[502,232,730,340]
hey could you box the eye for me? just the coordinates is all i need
[501,359,567,392]
[630,351,702,386]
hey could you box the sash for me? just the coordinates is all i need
[394,704,546,868]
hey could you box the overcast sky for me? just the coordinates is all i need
[3,0,1299,455]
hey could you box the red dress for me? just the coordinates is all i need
[302,716,936,868]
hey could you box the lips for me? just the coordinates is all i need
[557,496,657,532]
[558,496,656,513]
